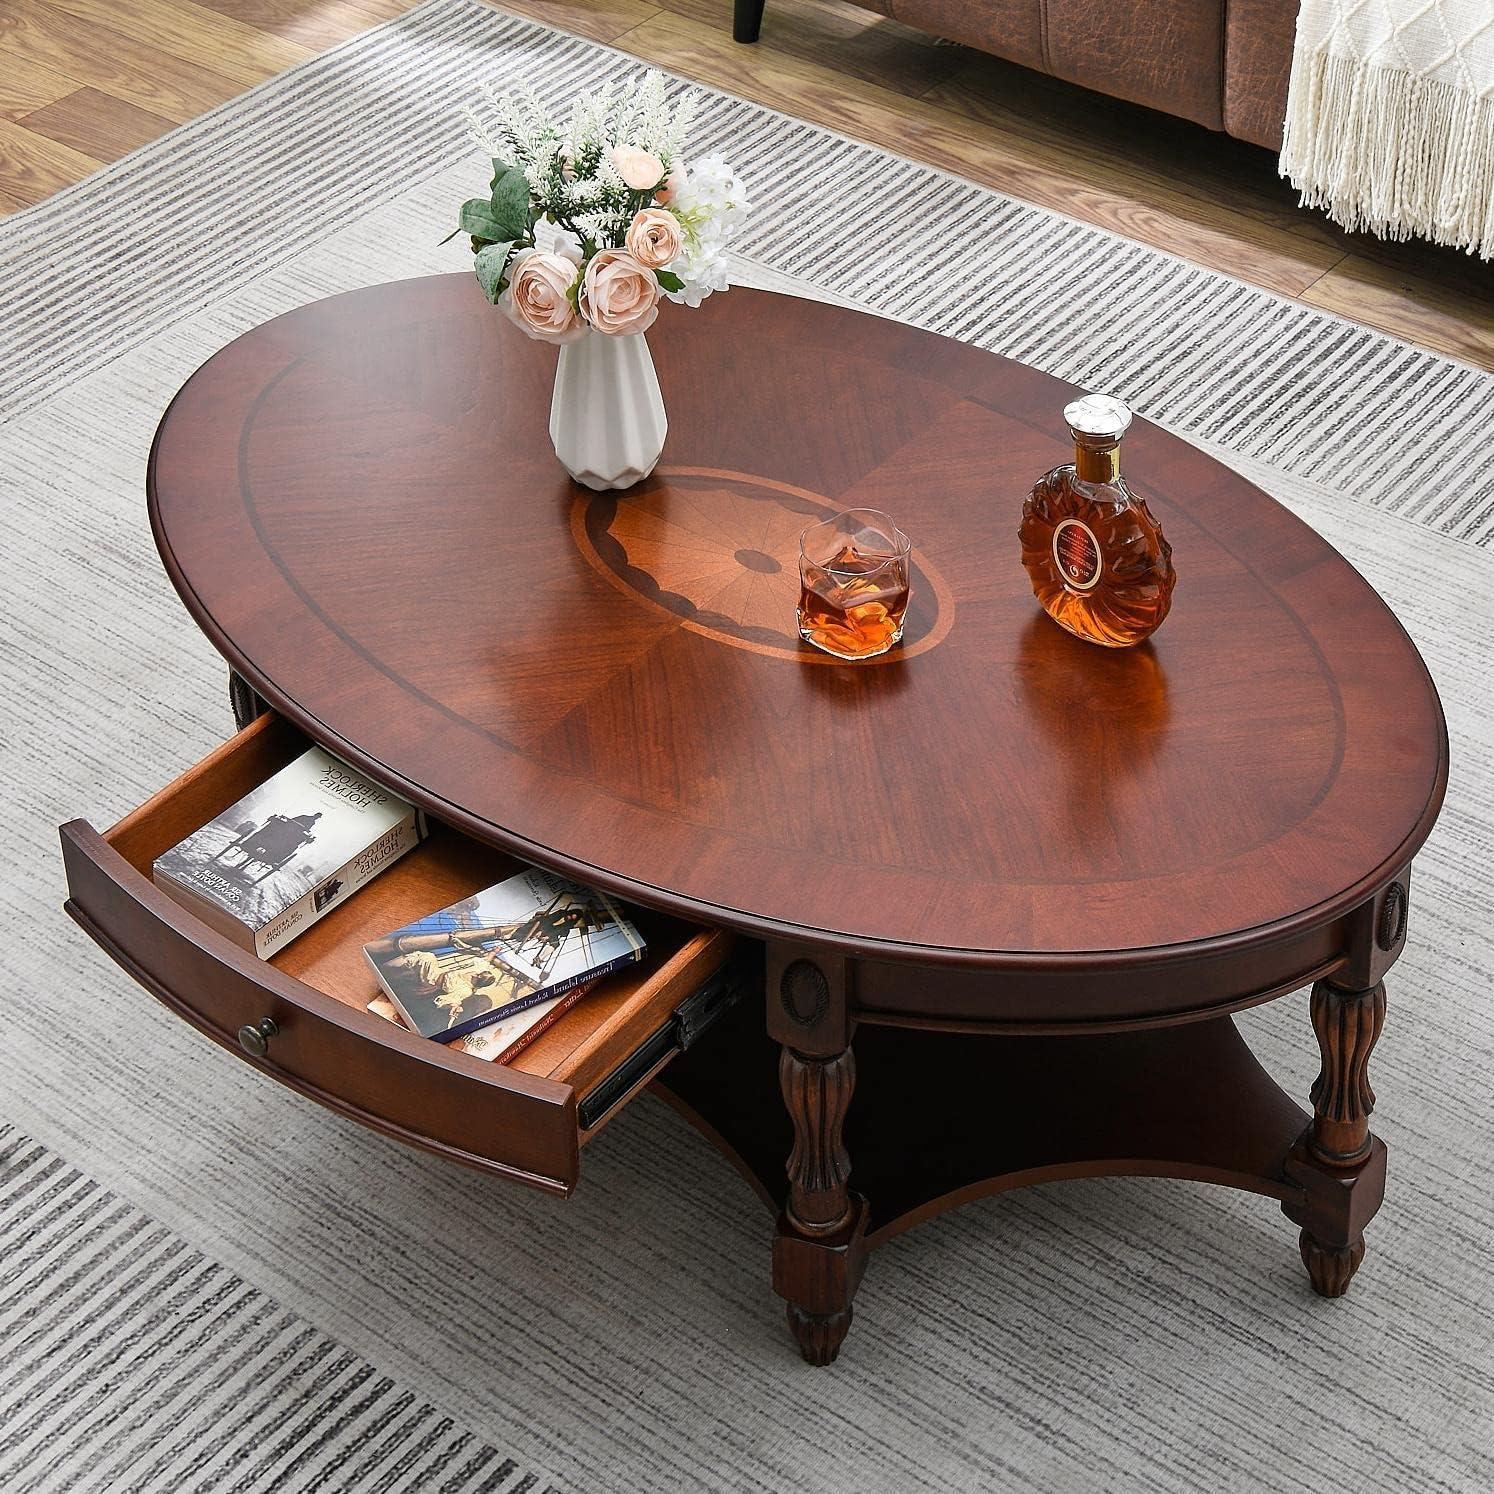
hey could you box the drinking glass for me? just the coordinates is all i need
[797,509,912,660]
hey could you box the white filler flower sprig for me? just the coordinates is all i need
[450,71,751,343]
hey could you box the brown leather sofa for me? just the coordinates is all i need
[732,0,1296,150]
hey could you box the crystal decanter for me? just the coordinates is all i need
[1018,393,1176,647]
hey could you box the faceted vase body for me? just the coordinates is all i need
[1019,467,1176,647]
[549,330,667,491]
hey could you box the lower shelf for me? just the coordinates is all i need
[657,996,1311,1244]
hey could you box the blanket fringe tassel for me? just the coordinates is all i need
[1281,49,1494,261]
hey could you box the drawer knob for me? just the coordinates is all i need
[238,1017,279,1059]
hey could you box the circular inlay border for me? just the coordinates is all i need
[570,466,956,664]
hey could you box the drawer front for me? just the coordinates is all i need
[63,821,582,1191]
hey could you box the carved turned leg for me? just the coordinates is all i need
[1283,978,1388,1297]
[733,0,766,43]
[769,951,867,1366]
[782,1045,855,1235]
[775,1045,866,1363]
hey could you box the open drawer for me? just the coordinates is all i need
[60,713,746,1195]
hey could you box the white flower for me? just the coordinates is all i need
[672,154,751,240]
[662,91,699,157]
[661,154,750,306]
[666,246,731,307]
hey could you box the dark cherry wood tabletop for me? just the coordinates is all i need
[148,276,1447,986]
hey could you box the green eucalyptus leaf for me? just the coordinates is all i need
[655,270,684,292]
[474,241,516,303]
[459,197,506,242]
[488,168,532,241]
[489,157,516,194]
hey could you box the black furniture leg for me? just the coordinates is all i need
[229,670,269,731]
[734,0,765,43]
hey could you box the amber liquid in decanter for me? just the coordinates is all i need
[1018,394,1176,647]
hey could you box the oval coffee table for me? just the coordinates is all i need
[68,277,1447,1365]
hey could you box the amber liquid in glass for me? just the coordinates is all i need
[1019,443,1175,647]
[798,545,910,659]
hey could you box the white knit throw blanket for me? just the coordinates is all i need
[1281,0,1494,259]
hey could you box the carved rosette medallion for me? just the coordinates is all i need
[570,467,954,663]
[1377,882,1407,951]
[780,959,830,1028]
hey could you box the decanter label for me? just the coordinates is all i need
[1052,518,1102,591]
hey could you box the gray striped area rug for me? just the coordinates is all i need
[2,2,1492,1491]
[0,1126,551,1492]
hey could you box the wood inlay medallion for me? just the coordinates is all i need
[571,467,955,663]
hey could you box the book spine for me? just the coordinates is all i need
[439,986,556,1043]
[255,886,317,959]
[256,810,422,958]
[152,874,257,955]
[492,984,591,1065]
[364,945,393,1001]
[440,951,645,1044]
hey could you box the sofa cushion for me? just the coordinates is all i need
[1045,0,1225,131]
[1223,0,1295,148]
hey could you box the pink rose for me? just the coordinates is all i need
[499,248,585,345]
[654,165,685,205]
[624,208,684,270]
[609,145,665,192]
[580,249,661,336]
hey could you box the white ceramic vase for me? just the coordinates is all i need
[549,329,667,491]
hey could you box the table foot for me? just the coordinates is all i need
[733,0,765,42]
[1298,1230,1365,1297]
[786,1305,852,1366]
[773,1196,868,1364]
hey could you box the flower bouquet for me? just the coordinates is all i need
[453,71,750,489]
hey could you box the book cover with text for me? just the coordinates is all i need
[363,867,645,1042]
[153,746,424,957]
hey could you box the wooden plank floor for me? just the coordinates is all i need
[1,0,1488,368]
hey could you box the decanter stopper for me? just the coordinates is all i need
[1063,394,1132,484]
[1064,393,1133,441]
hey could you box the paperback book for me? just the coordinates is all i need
[368,981,592,1065]
[153,747,425,958]
[363,872,648,1045]
[363,867,645,1043]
